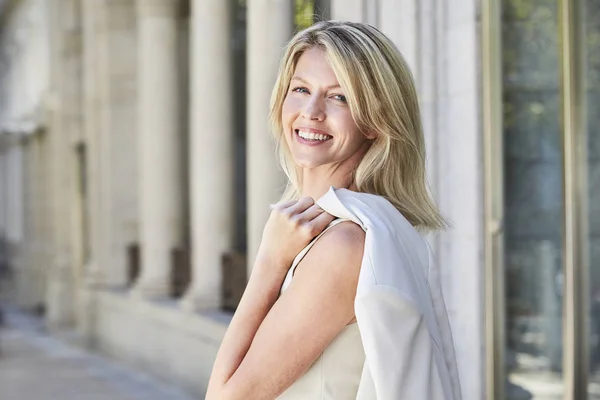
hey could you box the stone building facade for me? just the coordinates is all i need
[4,0,597,399]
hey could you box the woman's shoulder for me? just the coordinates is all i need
[325,219,365,245]
[298,220,365,286]
[283,219,365,327]
[306,220,365,267]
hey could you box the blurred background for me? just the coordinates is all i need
[0,0,598,399]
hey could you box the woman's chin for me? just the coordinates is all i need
[293,157,327,170]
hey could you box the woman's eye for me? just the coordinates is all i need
[292,86,309,94]
[332,94,347,102]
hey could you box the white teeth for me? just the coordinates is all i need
[297,130,331,141]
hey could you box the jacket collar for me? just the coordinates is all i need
[316,186,366,231]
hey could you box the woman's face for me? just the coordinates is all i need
[281,47,373,170]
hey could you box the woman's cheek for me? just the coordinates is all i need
[281,98,297,121]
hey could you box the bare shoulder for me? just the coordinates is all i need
[294,220,365,295]
[314,220,365,256]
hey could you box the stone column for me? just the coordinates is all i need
[0,141,11,300]
[0,145,6,241]
[379,0,418,74]
[37,130,52,307]
[61,0,86,289]
[82,0,109,286]
[132,0,183,298]
[331,0,364,22]
[0,145,7,306]
[6,137,24,253]
[46,0,76,328]
[436,0,482,396]
[105,0,139,288]
[17,136,35,309]
[78,0,106,343]
[246,0,293,274]
[80,0,138,290]
[4,136,24,303]
[180,0,233,310]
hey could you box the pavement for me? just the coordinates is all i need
[0,306,196,400]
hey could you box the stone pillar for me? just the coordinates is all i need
[105,0,139,288]
[4,136,24,304]
[20,135,44,309]
[246,0,293,274]
[379,0,418,75]
[180,0,233,310]
[17,136,35,308]
[331,0,364,22]
[132,0,183,298]
[0,145,6,241]
[0,140,9,301]
[0,142,10,301]
[36,131,52,308]
[435,0,482,397]
[46,0,76,328]
[79,0,138,291]
[61,0,86,289]
[5,138,24,251]
[79,0,104,342]
[82,0,109,286]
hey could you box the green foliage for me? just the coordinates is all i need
[295,0,314,31]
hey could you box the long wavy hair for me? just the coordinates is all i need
[269,21,446,232]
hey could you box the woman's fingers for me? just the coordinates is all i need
[282,196,315,217]
[295,204,325,224]
[307,209,336,234]
[271,198,336,237]
[259,196,337,265]
[270,199,296,211]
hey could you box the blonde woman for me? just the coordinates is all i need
[206,21,462,400]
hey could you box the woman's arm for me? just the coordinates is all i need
[205,221,365,400]
[204,254,288,398]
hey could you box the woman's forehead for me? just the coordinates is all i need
[292,48,340,88]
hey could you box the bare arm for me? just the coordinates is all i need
[205,254,288,399]
[205,221,364,400]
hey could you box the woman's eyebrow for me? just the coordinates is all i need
[290,75,342,91]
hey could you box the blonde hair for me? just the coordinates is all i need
[269,21,446,232]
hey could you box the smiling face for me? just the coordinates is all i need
[281,46,374,170]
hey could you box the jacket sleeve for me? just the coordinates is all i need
[355,285,448,400]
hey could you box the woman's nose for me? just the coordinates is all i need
[300,96,325,121]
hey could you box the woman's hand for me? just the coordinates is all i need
[256,196,336,270]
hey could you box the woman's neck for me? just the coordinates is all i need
[300,172,357,201]
[299,141,370,200]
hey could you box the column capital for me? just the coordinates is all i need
[136,0,182,19]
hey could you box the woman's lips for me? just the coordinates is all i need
[294,129,333,146]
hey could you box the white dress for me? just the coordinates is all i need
[276,219,369,399]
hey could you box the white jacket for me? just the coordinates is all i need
[317,187,462,400]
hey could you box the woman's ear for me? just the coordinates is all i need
[365,131,378,140]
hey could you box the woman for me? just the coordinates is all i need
[206,21,462,400]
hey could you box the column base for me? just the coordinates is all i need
[76,286,98,349]
[46,254,75,328]
[83,261,105,288]
[179,288,221,312]
[130,279,170,300]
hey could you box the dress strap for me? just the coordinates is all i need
[289,218,353,278]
